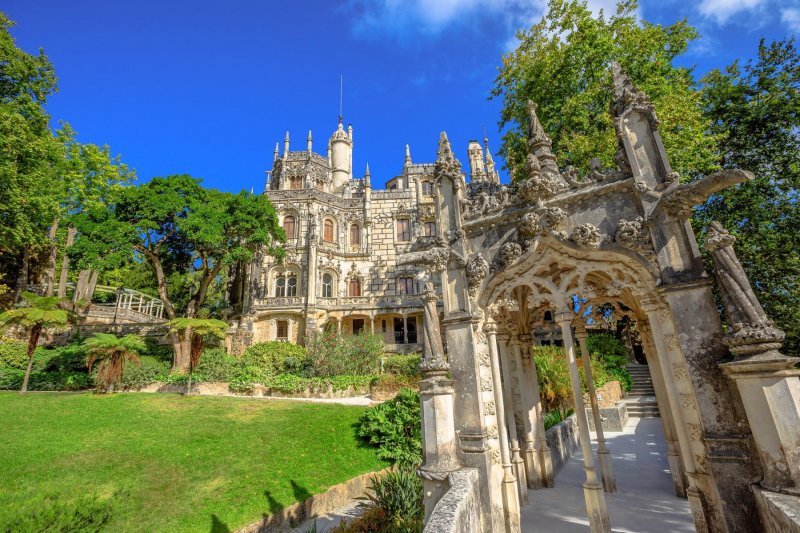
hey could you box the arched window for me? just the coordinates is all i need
[348,278,361,297]
[287,275,297,296]
[398,277,415,295]
[422,181,433,196]
[289,176,302,190]
[283,216,296,239]
[350,224,361,246]
[275,276,286,297]
[324,219,335,242]
[322,273,333,298]
[543,310,553,322]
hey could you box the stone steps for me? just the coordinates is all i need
[625,365,659,418]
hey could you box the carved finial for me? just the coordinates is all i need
[435,131,463,182]
[405,144,412,166]
[706,221,785,357]
[284,131,290,157]
[273,142,279,162]
[610,62,657,126]
[364,163,371,188]
[307,130,313,154]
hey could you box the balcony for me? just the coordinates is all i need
[253,296,304,308]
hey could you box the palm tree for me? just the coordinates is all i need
[84,333,146,393]
[166,317,228,395]
[0,292,77,393]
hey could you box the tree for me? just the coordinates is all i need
[0,292,76,393]
[70,175,284,371]
[492,0,720,180]
[166,317,228,394]
[697,38,800,355]
[84,333,145,393]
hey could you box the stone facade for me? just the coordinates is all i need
[227,122,500,355]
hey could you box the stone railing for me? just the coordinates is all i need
[253,297,304,308]
[423,469,480,533]
[314,295,426,309]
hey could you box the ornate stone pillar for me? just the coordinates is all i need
[706,222,800,493]
[555,311,611,533]
[498,334,528,504]
[485,320,521,532]
[418,284,460,521]
[642,302,710,533]
[574,323,616,493]
[517,334,553,488]
[639,322,687,498]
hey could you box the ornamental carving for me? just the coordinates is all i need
[615,217,652,254]
[605,280,626,297]
[520,212,541,237]
[434,132,463,183]
[480,377,494,392]
[486,425,499,440]
[499,242,523,266]
[679,393,696,410]
[672,362,690,380]
[466,254,489,301]
[687,423,703,441]
[483,401,496,416]
[462,184,511,221]
[491,449,502,465]
[569,224,605,248]
[479,352,491,368]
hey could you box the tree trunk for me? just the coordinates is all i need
[186,369,193,396]
[172,333,192,373]
[21,323,42,394]
[13,248,29,303]
[57,226,76,298]
[43,219,60,296]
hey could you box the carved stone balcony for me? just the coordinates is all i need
[254,296,304,308]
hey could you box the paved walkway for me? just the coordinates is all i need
[521,418,694,532]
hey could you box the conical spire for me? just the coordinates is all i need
[283,131,290,157]
[610,62,657,124]
[307,130,313,154]
[404,144,412,167]
[435,131,462,180]
[364,163,371,188]
[273,142,279,162]
[526,100,558,169]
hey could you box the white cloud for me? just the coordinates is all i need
[697,0,766,24]
[348,0,636,44]
[781,7,800,31]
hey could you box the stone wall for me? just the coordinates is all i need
[546,414,580,474]
[423,468,481,533]
[752,486,800,533]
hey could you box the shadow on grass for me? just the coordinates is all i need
[210,514,231,533]
[291,479,312,503]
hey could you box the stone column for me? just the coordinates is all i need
[485,320,521,532]
[643,304,709,533]
[574,323,616,493]
[418,285,460,521]
[517,335,553,488]
[403,313,409,345]
[639,323,687,498]
[498,334,528,504]
[556,311,611,533]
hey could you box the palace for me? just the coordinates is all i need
[226,119,499,352]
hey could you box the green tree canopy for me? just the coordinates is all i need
[492,0,720,180]
[84,333,145,393]
[697,38,800,355]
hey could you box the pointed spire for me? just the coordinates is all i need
[364,163,371,188]
[307,130,313,154]
[610,62,657,124]
[404,144,412,167]
[526,100,558,169]
[273,142,279,162]
[526,100,550,145]
[283,131,290,157]
[435,131,462,180]
[347,124,353,141]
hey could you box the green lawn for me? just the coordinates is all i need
[0,392,387,532]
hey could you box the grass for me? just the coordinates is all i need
[0,392,388,532]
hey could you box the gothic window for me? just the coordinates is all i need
[316,180,325,191]
[348,278,361,297]
[398,277,415,295]
[350,224,361,246]
[276,320,288,340]
[283,216,296,239]
[275,276,286,297]
[421,181,433,196]
[396,219,411,242]
[289,176,302,190]
[423,221,436,237]
[286,275,297,296]
[324,219,335,242]
[543,310,553,322]
[322,273,333,298]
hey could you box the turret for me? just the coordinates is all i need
[330,119,353,192]
[467,140,485,182]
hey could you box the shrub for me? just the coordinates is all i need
[195,348,239,382]
[1,491,114,532]
[0,370,93,391]
[383,354,421,377]
[543,407,575,430]
[586,333,632,392]
[0,337,37,369]
[327,374,376,392]
[120,355,170,389]
[242,342,308,376]
[307,330,382,377]
[532,346,572,411]
[356,388,421,467]
[265,373,310,393]
[228,375,256,394]
[39,343,88,373]
[361,469,423,532]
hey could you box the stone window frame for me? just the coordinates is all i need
[349,222,361,246]
[421,180,434,196]
[320,270,337,298]
[397,276,416,295]
[423,220,436,237]
[276,320,289,340]
[348,278,362,297]
[270,264,301,298]
[323,217,336,243]
[395,218,411,243]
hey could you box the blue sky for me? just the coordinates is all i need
[5,0,797,191]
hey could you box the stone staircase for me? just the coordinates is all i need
[625,365,660,418]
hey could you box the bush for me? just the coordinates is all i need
[120,355,170,389]
[543,407,575,430]
[383,354,421,377]
[362,469,423,532]
[38,343,87,373]
[195,348,239,382]
[356,388,421,467]
[0,369,93,391]
[586,333,632,392]
[242,342,308,376]
[1,491,114,532]
[307,330,382,377]
[532,346,572,411]
[0,338,33,369]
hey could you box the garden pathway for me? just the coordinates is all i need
[521,417,695,532]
